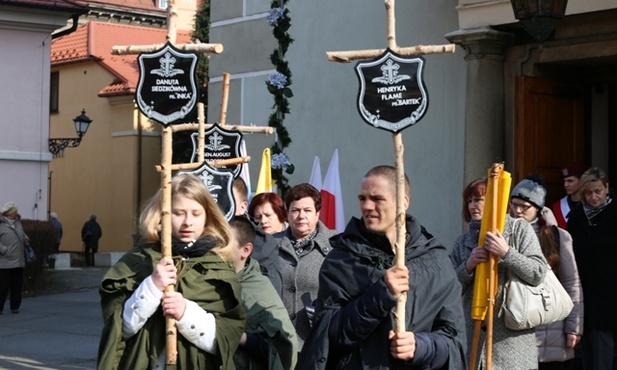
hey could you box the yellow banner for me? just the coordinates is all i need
[470,167,511,321]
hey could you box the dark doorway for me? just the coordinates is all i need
[514,75,585,206]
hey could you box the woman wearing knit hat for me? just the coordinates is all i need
[451,177,547,370]
[0,202,28,314]
[510,175,584,369]
[567,167,617,370]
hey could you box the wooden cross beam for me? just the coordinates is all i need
[185,72,274,166]
[107,1,260,364]
[112,2,275,363]
[111,41,223,56]
[326,0,456,334]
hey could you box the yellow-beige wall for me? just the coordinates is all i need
[50,61,161,254]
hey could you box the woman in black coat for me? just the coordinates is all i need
[567,167,617,370]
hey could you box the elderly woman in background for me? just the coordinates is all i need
[451,177,547,369]
[0,202,28,314]
[276,183,336,350]
[508,175,583,369]
[567,167,617,370]
[248,192,287,235]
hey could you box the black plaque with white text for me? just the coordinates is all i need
[190,123,243,177]
[177,163,235,221]
[136,42,198,126]
[355,49,428,133]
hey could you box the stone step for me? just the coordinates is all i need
[51,252,125,269]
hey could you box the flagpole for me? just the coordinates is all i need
[485,164,502,370]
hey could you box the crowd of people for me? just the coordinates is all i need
[94,162,615,370]
[450,164,613,370]
[1,161,612,369]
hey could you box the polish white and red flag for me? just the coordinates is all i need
[239,140,252,200]
[319,149,345,232]
[308,156,322,191]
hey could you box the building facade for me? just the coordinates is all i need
[0,0,86,221]
[49,19,194,254]
[208,0,616,245]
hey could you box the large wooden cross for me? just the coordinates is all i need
[110,1,272,364]
[327,0,455,333]
[157,72,274,173]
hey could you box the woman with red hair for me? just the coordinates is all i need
[248,192,287,235]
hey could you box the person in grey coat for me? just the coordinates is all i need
[49,212,63,253]
[275,183,337,350]
[507,175,584,368]
[0,202,28,314]
[451,177,548,370]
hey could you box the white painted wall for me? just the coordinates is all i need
[209,1,468,247]
[0,28,52,220]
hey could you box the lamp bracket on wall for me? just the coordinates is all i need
[48,138,83,157]
[48,109,93,158]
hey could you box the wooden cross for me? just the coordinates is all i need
[327,0,455,333]
[110,1,273,364]
[156,72,274,173]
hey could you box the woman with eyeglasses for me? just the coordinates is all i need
[567,167,617,370]
[451,177,547,370]
[509,175,584,370]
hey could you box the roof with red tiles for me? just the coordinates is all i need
[84,0,165,13]
[0,0,87,12]
[51,21,192,97]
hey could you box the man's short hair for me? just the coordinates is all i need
[233,177,248,202]
[364,165,410,197]
[229,215,256,246]
[285,183,322,211]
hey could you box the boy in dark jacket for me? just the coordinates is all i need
[299,165,466,369]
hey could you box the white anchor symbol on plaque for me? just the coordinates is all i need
[150,52,185,78]
[371,59,410,85]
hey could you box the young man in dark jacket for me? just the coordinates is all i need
[299,165,466,369]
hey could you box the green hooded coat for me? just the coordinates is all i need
[234,257,298,369]
[97,243,246,370]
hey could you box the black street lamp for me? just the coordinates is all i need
[49,109,93,157]
[510,0,568,43]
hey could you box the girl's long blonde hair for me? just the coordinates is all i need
[139,174,234,261]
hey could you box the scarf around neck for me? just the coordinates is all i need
[584,195,612,224]
[468,220,481,234]
[291,227,319,256]
[171,235,218,258]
